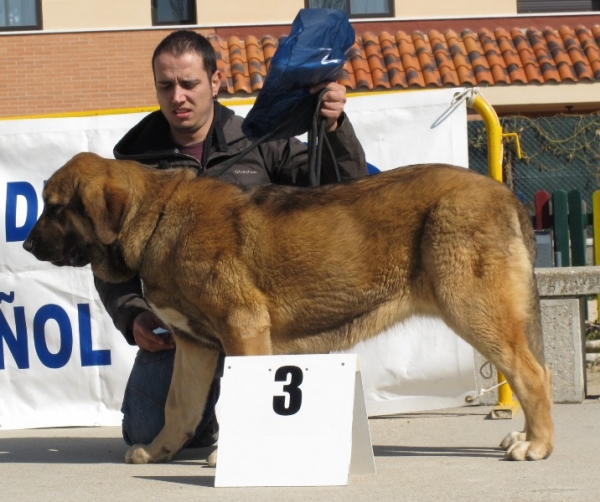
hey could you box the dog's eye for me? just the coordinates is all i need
[44,204,62,216]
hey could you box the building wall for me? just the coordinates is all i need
[41,0,152,30]
[0,0,516,119]
[0,1,593,118]
[165,3,302,28]
[194,1,518,28]
[0,30,183,117]
[36,1,517,31]
[397,0,517,20]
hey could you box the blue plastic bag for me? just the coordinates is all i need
[242,9,355,141]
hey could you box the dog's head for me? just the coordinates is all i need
[23,152,136,282]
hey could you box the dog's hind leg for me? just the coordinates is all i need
[442,300,553,460]
[494,356,553,460]
[437,267,553,461]
[491,250,553,461]
[125,338,220,464]
[498,363,552,459]
[423,193,554,460]
[495,274,553,459]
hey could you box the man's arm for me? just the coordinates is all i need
[94,276,151,345]
[264,82,367,186]
[320,111,367,183]
[95,277,175,351]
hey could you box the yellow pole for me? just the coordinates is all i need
[470,94,503,183]
[467,91,521,419]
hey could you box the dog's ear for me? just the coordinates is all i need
[80,178,129,245]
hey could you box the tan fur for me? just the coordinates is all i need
[24,152,554,463]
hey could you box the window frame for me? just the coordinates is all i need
[305,0,394,19]
[0,0,42,32]
[517,0,600,13]
[151,0,197,27]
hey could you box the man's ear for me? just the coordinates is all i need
[80,179,129,245]
[211,70,222,98]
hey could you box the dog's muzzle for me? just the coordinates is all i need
[22,237,34,253]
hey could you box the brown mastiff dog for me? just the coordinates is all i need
[24,152,553,463]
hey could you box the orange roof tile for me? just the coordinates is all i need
[479,29,510,84]
[444,29,478,86]
[560,26,594,80]
[462,30,493,85]
[511,28,545,83]
[577,25,600,78]
[544,28,577,81]
[210,23,600,96]
[396,31,426,88]
[413,31,442,86]
[378,32,407,88]
[429,30,460,86]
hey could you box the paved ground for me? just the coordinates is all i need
[1,383,599,502]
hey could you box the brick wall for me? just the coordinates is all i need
[0,29,215,118]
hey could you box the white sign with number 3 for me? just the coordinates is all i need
[214,354,375,487]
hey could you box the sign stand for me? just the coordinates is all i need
[214,354,375,487]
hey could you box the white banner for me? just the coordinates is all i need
[0,89,477,430]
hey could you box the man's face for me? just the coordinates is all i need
[153,51,221,146]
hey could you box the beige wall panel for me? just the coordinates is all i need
[201,1,519,25]
[396,0,517,18]
[39,0,521,31]
[195,1,302,26]
[479,83,600,114]
[42,0,151,30]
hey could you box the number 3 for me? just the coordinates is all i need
[273,365,303,416]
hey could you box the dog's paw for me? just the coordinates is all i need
[500,430,526,451]
[501,430,552,460]
[207,448,218,467]
[505,441,549,461]
[125,444,153,464]
[503,439,551,461]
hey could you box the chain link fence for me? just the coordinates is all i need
[468,113,600,215]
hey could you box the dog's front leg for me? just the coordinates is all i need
[205,303,272,469]
[221,303,272,356]
[125,337,220,464]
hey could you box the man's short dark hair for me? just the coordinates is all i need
[152,30,217,78]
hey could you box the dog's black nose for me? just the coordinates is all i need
[23,238,33,252]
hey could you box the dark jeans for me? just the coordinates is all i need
[121,348,223,448]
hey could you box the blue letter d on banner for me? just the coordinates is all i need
[6,182,38,242]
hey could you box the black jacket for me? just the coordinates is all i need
[98,102,368,344]
[113,102,367,187]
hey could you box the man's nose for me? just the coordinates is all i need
[172,85,186,103]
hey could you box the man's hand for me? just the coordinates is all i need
[310,81,347,132]
[132,310,175,352]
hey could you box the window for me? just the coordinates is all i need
[518,0,600,13]
[0,0,41,31]
[151,0,197,26]
[306,0,394,19]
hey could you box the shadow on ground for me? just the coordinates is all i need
[0,436,213,465]
[372,444,504,459]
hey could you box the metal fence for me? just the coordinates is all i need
[468,113,600,214]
